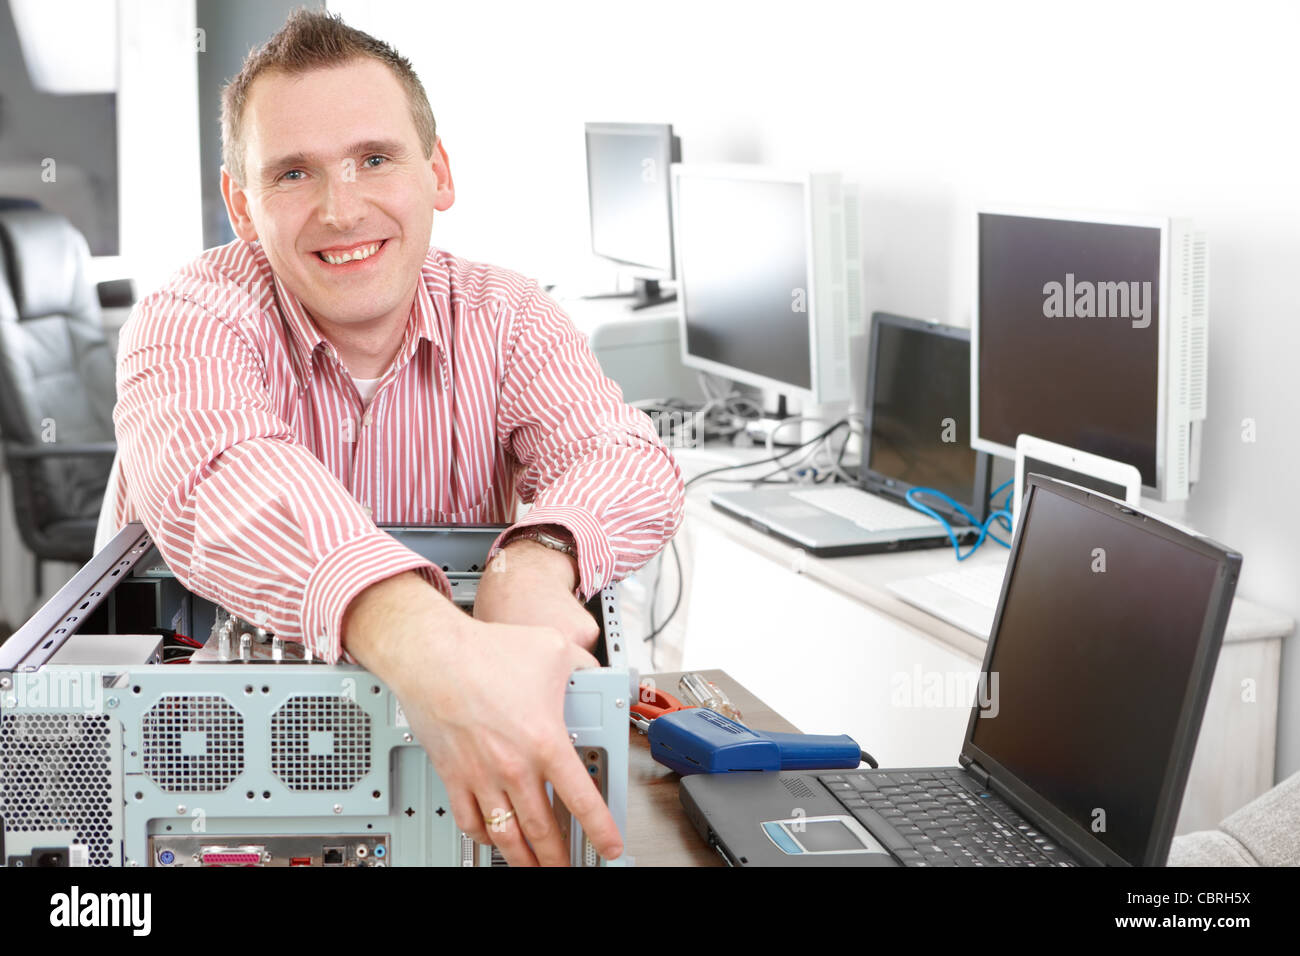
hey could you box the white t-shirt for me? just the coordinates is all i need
[353,375,382,408]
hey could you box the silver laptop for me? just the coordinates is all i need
[710,313,991,557]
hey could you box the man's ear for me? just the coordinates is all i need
[221,166,259,242]
[431,137,455,212]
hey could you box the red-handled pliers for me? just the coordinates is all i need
[630,684,694,734]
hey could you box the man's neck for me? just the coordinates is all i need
[309,294,414,379]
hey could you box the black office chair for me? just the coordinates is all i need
[0,208,119,597]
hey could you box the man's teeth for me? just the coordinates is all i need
[318,241,381,265]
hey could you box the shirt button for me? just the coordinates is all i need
[362,505,373,518]
[361,411,373,427]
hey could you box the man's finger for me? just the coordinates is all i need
[565,643,601,672]
[448,785,489,847]
[545,737,624,861]
[477,793,539,867]
[506,779,570,867]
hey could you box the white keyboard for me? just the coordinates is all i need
[886,562,1009,639]
[924,564,1006,609]
[790,487,931,531]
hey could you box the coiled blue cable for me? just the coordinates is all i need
[905,486,1013,561]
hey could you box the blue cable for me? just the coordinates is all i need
[989,478,1013,511]
[905,487,1014,561]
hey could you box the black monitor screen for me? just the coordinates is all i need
[970,482,1220,864]
[977,214,1161,486]
[586,124,675,274]
[866,321,976,504]
[676,174,811,390]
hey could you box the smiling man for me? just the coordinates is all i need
[104,10,685,866]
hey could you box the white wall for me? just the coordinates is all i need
[330,0,1300,782]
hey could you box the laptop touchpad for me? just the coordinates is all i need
[761,815,889,855]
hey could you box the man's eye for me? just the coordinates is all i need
[364,155,388,168]
[280,170,304,182]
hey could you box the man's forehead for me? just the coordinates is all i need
[243,59,419,165]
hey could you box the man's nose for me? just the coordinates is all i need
[319,163,365,229]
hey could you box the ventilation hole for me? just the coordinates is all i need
[141,695,245,792]
[1,713,116,865]
[270,696,372,792]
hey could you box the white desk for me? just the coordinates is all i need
[617,444,1294,835]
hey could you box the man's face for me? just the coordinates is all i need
[221,58,453,333]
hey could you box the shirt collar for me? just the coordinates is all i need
[269,247,447,391]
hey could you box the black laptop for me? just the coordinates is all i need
[682,476,1241,866]
[710,312,991,557]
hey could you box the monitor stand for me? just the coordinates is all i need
[743,394,803,448]
[580,278,676,310]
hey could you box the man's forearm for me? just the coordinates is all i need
[487,537,579,593]
[342,571,469,690]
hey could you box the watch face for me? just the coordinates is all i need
[533,525,575,550]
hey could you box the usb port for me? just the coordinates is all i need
[289,857,312,866]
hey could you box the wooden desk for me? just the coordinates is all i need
[625,669,799,866]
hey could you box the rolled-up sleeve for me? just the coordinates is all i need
[114,289,451,663]
[488,285,686,600]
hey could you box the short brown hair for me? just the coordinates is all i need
[220,8,437,186]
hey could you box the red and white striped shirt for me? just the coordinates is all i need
[109,239,685,663]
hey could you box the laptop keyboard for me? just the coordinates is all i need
[818,769,1079,866]
[790,487,935,531]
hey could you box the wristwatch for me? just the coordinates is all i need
[488,524,580,594]
[505,525,576,557]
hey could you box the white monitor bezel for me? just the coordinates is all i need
[970,205,1172,499]
[1013,433,1144,529]
[670,163,829,404]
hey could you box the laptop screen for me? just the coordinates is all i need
[865,317,978,506]
[1023,459,1128,501]
[968,480,1224,865]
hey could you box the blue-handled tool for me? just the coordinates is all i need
[648,707,862,776]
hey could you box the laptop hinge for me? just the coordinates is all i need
[967,762,991,789]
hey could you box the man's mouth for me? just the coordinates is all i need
[314,239,388,266]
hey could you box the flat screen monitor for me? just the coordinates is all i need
[972,208,1207,502]
[671,165,855,404]
[585,122,679,277]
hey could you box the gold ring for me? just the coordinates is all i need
[485,808,516,827]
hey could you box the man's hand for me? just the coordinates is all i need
[474,537,600,651]
[342,571,622,866]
